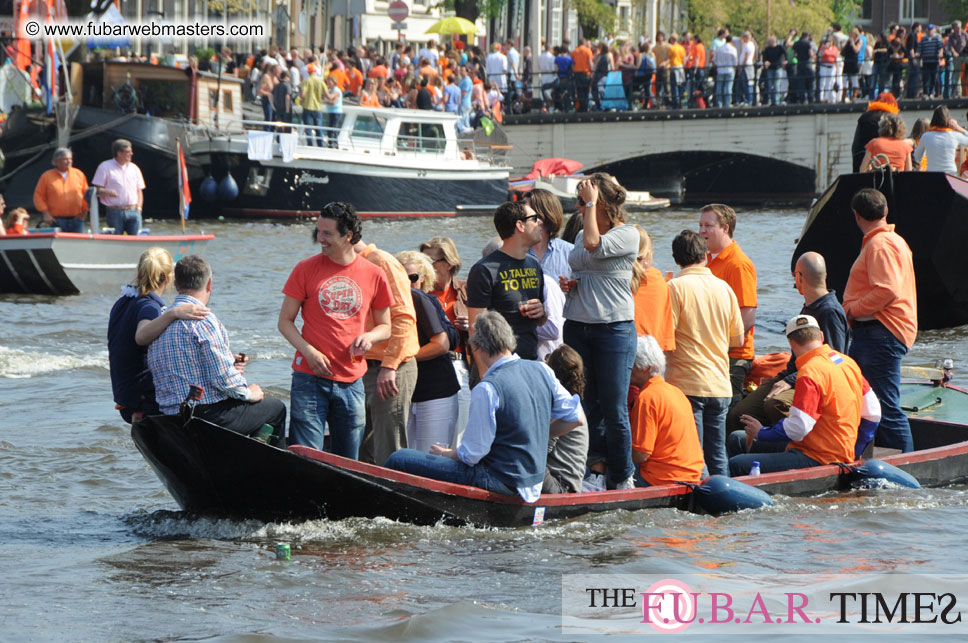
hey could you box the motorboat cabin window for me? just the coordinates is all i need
[397,122,445,153]
[352,114,386,140]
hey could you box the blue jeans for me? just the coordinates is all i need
[764,68,779,104]
[688,395,730,477]
[289,371,366,459]
[870,61,888,99]
[849,322,913,452]
[106,208,141,235]
[54,217,85,233]
[563,319,635,487]
[384,448,517,496]
[302,109,323,146]
[715,69,734,107]
[729,448,820,477]
[326,112,343,148]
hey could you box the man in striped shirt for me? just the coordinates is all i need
[919,24,944,98]
[148,255,286,444]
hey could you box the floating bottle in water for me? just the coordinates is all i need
[749,461,761,476]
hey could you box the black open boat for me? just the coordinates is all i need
[792,171,968,330]
[129,378,968,528]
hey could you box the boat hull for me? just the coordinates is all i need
[130,382,968,528]
[793,171,968,330]
[0,232,213,295]
[191,153,509,219]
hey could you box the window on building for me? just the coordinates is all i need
[901,0,929,20]
[861,0,872,20]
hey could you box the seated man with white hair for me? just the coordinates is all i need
[630,334,705,487]
[385,311,584,501]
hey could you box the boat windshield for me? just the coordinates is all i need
[352,114,386,140]
[396,122,446,153]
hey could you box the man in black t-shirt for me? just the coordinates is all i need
[792,33,815,104]
[761,36,786,105]
[467,202,547,362]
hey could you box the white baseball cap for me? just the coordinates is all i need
[785,314,820,336]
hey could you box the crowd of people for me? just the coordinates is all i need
[107,172,920,501]
[218,18,968,127]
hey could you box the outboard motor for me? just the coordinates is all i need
[843,459,921,489]
[687,476,774,515]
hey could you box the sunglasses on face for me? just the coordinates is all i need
[408,273,420,283]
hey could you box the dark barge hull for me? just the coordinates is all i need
[192,155,508,219]
[792,171,968,330]
[130,382,968,528]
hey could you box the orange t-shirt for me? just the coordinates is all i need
[6,223,27,235]
[694,43,706,68]
[282,254,393,382]
[328,68,349,91]
[368,64,389,79]
[633,266,675,351]
[360,92,381,107]
[707,241,757,360]
[572,45,594,74]
[668,43,685,67]
[864,137,913,171]
[346,67,364,96]
[631,375,705,486]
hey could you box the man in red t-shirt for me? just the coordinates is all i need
[279,202,393,457]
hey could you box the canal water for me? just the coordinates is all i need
[2,208,967,641]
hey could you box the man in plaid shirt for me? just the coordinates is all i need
[148,255,286,443]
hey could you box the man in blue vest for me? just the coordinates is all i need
[385,311,585,501]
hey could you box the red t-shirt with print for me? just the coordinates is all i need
[283,253,393,382]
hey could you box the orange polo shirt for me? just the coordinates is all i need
[786,345,866,465]
[634,266,675,351]
[33,167,90,218]
[360,244,419,369]
[707,240,757,360]
[631,375,705,486]
[572,45,593,74]
[842,224,917,348]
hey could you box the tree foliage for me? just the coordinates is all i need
[574,0,616,39]
[439,0,508,24]
[684,0,849,44]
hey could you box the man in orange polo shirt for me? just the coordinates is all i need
[843,187,917,453]
[630,334,704,487]
[729,315,880,476]
[700,203,757,408]
[571,38,594,111]
[354,237,420,466]
[345,59,364,96]
[34,147,89,233]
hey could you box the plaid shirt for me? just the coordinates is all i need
[147,294,250,415]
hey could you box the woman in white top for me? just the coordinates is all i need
[561,173,638,490]
[913,105,968,174]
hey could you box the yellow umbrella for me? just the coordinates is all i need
[425,16,479,35]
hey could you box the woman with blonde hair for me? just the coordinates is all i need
[419,236,471,443]
[396,250,460,451]
[631,225,675,351]
[561,172,639,490]
[108,247,209,423]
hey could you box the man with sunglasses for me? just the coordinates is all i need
[467,202,547,363]
[279,202,394,458]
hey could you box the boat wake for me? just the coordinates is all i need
[0,344,107,378]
